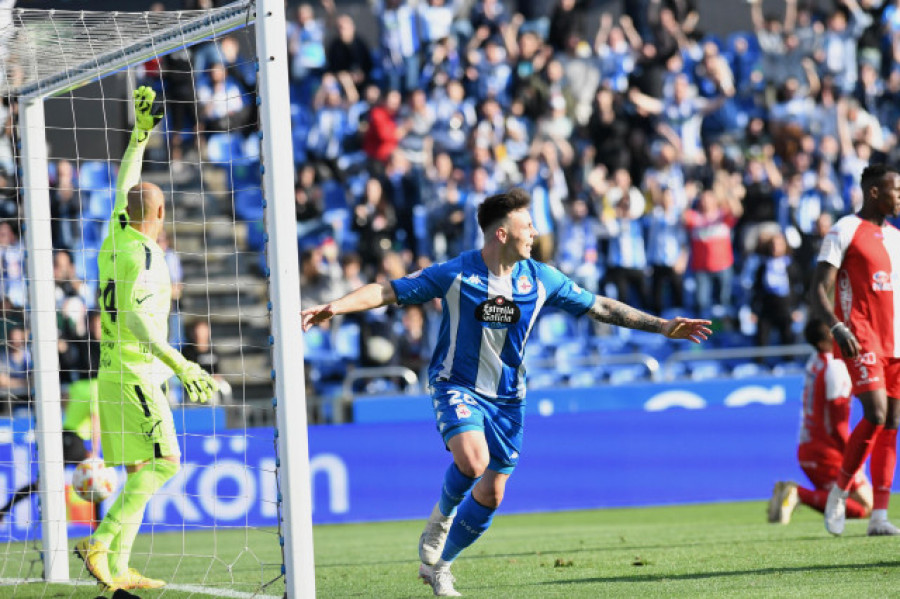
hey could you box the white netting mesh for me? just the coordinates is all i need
[0,3,289,597]
[0,2,254,98]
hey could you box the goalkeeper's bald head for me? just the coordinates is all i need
[127,181,165,238]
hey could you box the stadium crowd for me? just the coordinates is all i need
[279,0,900,396]
[2,0,900,405]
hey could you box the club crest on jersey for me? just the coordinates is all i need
[872,270,896,291]
[475,295,521,328]
[516,275,533,294]
[455,404,471,419]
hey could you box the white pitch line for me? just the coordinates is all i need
[0,577,282,599]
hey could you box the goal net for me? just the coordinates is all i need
[0,1,314,596]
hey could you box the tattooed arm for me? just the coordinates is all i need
[587,296,712,343]
[588,296,665,333]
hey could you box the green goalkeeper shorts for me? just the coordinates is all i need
[98,378,180,466]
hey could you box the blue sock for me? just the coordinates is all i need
[441,495,496,562]
[438,463,478,518]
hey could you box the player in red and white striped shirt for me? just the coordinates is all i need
[768,318,873,524]
[811,164,900,536]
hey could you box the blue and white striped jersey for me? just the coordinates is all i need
[391,250,595,401]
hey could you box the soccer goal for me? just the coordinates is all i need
[0,1,314,596]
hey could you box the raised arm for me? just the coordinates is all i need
[749,0,765,32]
[809,261,860,358]
[112,86,162,226]
[594,12,613,52]
[785,0,798,33]
[587,296,711,343]
[301,281,398,331]
[628,87,665,115]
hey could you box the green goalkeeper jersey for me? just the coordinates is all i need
[97,132,173,386]
[62,378,98,440]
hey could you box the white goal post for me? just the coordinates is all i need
[10,1,315,596]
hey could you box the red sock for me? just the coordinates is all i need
[871,428,898,510]
[798,487,868,518]
[845,498,869,519]
[837,419,883,489]
[798,486,828,512]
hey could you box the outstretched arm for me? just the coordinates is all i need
[587,296,711,343]
[301,281,397,331]
[112,86,163,224]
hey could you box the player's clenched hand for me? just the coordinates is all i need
[177,361,219,403]
[831,322,861,359]
[133,86,163,133]
[661,317,712,344]
[301,304,336,332]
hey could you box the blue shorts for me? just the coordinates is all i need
[430,382,524,474]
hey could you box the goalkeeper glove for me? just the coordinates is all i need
[133,86,163,139]
[176,361,219,404]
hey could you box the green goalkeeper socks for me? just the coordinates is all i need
[92,459,178,576]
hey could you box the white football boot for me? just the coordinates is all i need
[767,481,784,523]
[824,485,848,536]
[867,517,900,536]
[419,502,453,565]
[777,482,799,524]
[419,562,461,597]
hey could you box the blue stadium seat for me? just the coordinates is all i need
[291,103,313,166]
[713,330,754,350]
[568,367,601,388]
[689,360,724,381]
[528,368,563,389]
[553,341,585,375]
[303,326,344,383]
[87,189,115,221]
[234,187,264,222]
[321,208,357,254]
[245,220,265,252]
[731,362,768,379]
[333,322,361,362]
[606,364,647,385]
[78,161,113,193]
[662,361,688,380]
[206,132,242,166]
[591,334,630,356]
[536,311,578,348]
[626,329,674,360]
[321,179,347,212]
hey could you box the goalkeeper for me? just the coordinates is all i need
[74,86,217,592]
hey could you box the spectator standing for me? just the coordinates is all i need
[601,193,649,309]
[556,195,602,293]
[684,188,742,319]
[326,14,374,92]
[286,2,330,102]
[646,187,688,313]
[363,90,405,168]
[751,231,800,348]
[196,62,249,134]
[375,0,423,93]
[0,221,25,309]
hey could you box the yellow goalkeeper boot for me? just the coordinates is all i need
[113,568,166,590]
[73,538,115,589]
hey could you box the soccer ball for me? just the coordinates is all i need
[72,458,118,503]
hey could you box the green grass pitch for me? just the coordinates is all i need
[2,499,899,597]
